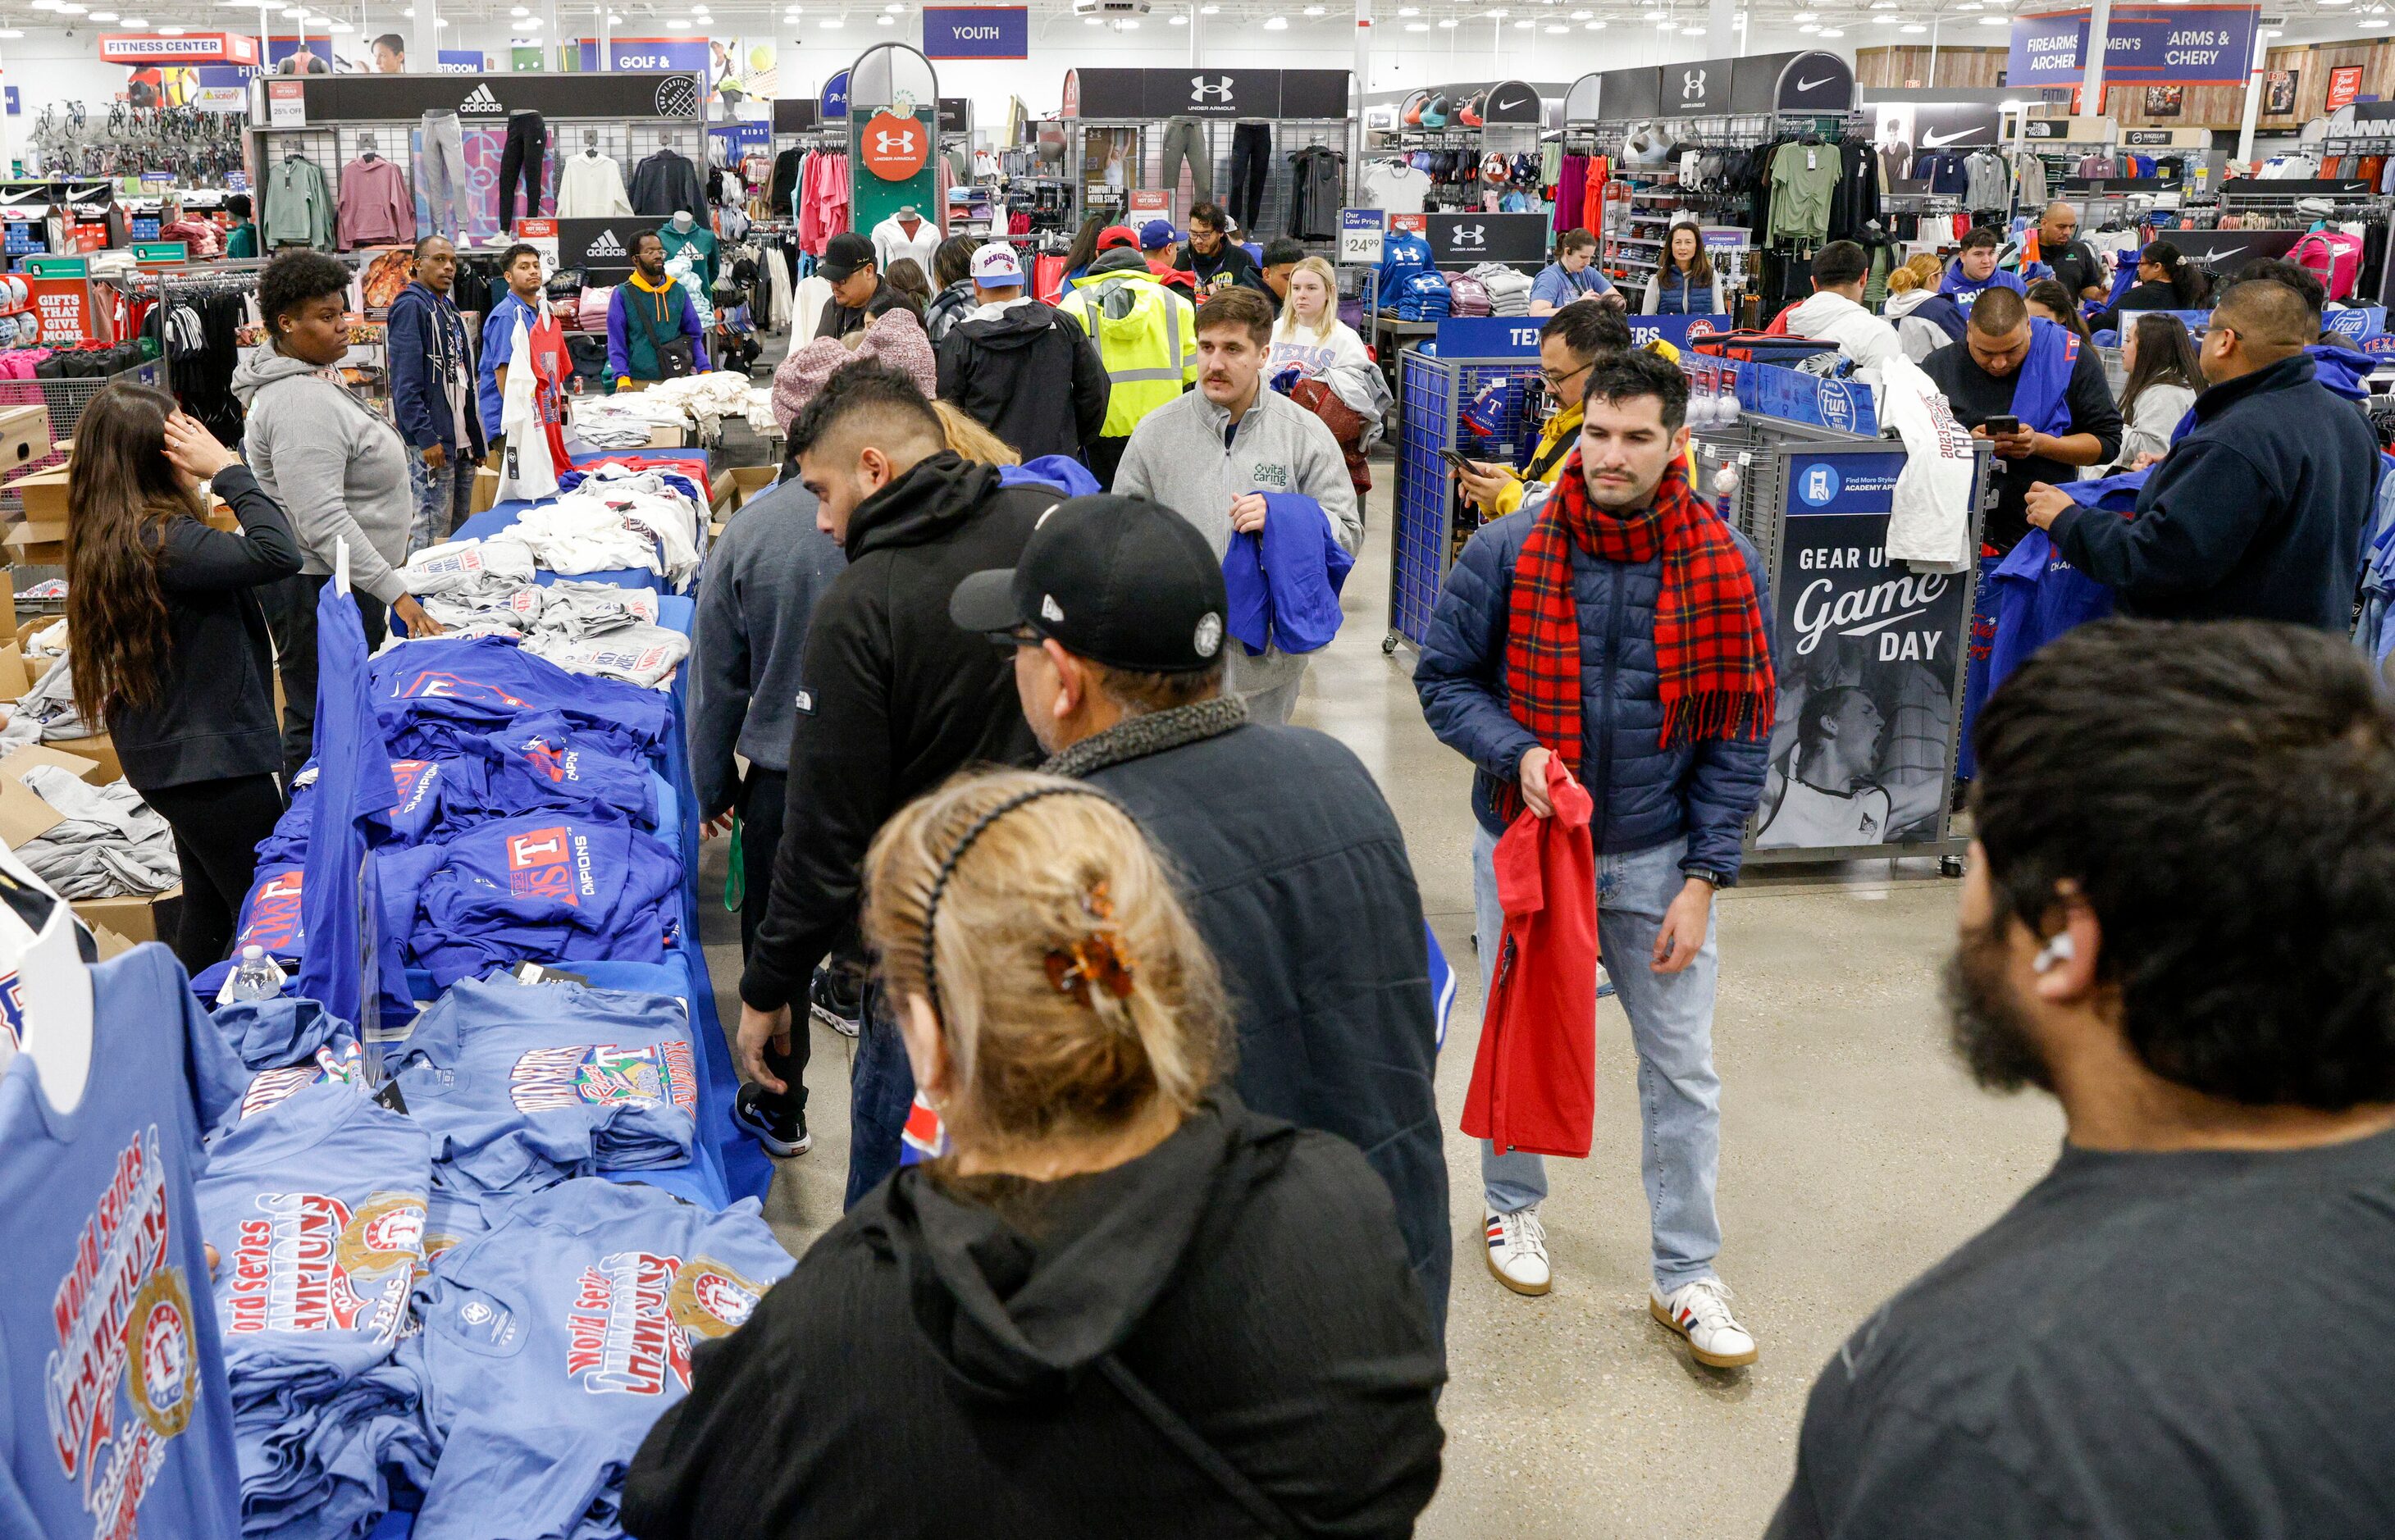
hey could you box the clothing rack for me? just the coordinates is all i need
[1063,113,1358,248]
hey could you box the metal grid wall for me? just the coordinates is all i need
[1070,116,1356,244]
[1387,348,1548,651]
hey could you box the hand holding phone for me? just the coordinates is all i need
[1983,414,2019,437]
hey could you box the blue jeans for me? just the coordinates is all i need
[405,449,471,558]
[845,981,915,1209]
[1474,824,1724,1293]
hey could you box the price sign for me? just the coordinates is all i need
[267,79,306,127]
[1389,212,1427,235]
[1339,208,1385,264]
[1128,188,1169,216]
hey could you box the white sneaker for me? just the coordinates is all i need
[1650,1277,1759,1368]
[1484,1206,1551,1296]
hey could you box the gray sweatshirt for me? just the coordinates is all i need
[231,347,416,605]
[687,476,845,815]
[1114,383,1360,700]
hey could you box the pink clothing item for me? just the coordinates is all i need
[158,216,221,258]
[336,156,416,250]
[770,306,937,431]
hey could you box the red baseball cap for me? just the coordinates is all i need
[1095,225,1141,253]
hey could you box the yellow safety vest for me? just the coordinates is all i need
[1057,271,1198,437]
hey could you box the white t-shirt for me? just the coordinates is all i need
[1359,162,1431,214]
[1755,777,1895,849]
[1266,319,1372,381]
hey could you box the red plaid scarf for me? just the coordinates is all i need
[1497,451,1775,821]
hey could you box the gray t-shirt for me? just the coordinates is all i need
[1769,1126,2395,1538]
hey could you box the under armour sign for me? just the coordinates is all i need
[1192,75,1234,103]
[1669,59,1729,111]
[1425,212,1548,267]
[861,110,929,180]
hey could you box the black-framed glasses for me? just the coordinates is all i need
[1540,360,1594,390]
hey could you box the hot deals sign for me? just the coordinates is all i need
[2010,5,2257,89]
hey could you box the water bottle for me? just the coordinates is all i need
[226,945,285,1002]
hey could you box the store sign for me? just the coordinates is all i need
[2124,128,2174,144]
[26,278,90,344]
[440,48,487,72]
[1664,59,1731,114]
[1477,80,1543,126]
[922,7,1028,58]
[1627,313,1731,350]
[860,110,929,180]
[1339,208,1384,265]
[1915,103,2005,149]
[773,98,818,133]
[554,217,660,282]
[1389,212,1427,235]
[267,80,306,129]
[1738,358,1880,435]
[1591,65,1660,121]
[2325,304,2385,339]
[577,39,709,72]
[130,241,188,266]
[1060,68,1350,121]
[513,216,561,273]
[1433,317,1544,356]
[822,70,850,121]
[2011,4,2257,89]
[2329,65,2365,112]
[1424,212,1546,267]
[265,71,700,125]
[99,31,258,63]
[1752,450,1966,853]
[1128,189,1170,216]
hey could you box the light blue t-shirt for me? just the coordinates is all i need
[1530,261,1614,308]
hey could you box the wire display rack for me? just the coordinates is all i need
[1385,343,1549,654]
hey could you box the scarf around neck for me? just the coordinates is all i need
[1497,452,1774,821]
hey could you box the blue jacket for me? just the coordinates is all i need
[2051,352,2378,631]
[386,280,485,458]
[1415,501,1773,881]
[1222,492,1353,657]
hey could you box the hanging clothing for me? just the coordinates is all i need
[869,212,941,279]
[628,148,707,219]
[659,221,719,289]
[337,154,414,250]
[556,149,633,218]
[263,155,334,248]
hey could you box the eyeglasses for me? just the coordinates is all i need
[1540,360,1594,389]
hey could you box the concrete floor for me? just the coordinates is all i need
[692,481,2067,1538]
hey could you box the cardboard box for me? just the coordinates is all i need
[10,465,70,524]
[472,465,500,515]
[46,733,120,783]
[0,404,50,472]
[71,889,175,945]
[728,466,778,509]
[709,467,737,511]
[0,744,96,847]
[1,744,99,783]
[85,922,134,961]
[641,422,687,449]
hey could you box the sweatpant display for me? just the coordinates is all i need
[1159,116,1211,205]
[497,110,545,231]
[1230,121,1272,232]
[417,109,472,239]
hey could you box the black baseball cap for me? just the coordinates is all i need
[950,494,1229,673]
[819,230,876,282]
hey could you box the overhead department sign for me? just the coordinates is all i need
[2010,5,2259,89]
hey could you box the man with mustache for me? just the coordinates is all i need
[1114,286,1360,723]
[1771,619,2395,1538]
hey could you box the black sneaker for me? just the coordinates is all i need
[810,964,863,1039]
[732,1083,810,1158]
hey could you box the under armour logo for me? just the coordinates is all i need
[1681,69,1707,98]
[874,129,916,153]
[1191,75,1234,102]
[1453,224,1486,248]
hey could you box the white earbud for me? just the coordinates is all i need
[2032,933,2076,974]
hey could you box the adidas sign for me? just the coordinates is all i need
[458,83,504,114]
[586,229,626,257]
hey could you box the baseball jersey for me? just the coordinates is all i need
[0,945,246,1540]
[372,636,673,764]
[194,1080,436,1540]
[1754,777,1895,849]
[375,812,684,989]
[393,972,701,1196]
[399,1178,792,1540]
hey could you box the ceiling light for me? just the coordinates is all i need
[1168,11,1186,19]
[55,5,88,14]
[1263,12,1287,25]
[1873,12,1896,21]
[1798,20,1818,29]
[1302,3,1324,12]
[1200,2,1220,11]
[1399,3,1419,10]
[608,12,625,22]
[1485,7,1505,15]
[1900,20,1924,28]
[1544,21,1566,29]
[90,10,117,18]
[1404,19,1427,27]
[1583,18,1603,25]
[1817,25,1841,34]
[510,4,527,12]
[25,2,57,11]
[876,14,892,22]
[667,16,688,23]
[2324,0,2352,6]
[1436,16,1456,25]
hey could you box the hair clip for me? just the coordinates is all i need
[1043,882,1136,1006]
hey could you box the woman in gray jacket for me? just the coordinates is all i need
[233,250,445,773]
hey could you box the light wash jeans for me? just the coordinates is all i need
[1474,823,1724,1293]
[405,449,470,558]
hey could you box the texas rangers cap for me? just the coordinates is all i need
[950,494,1228,673]
[970,241,1024,285]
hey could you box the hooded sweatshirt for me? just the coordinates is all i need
[934,293,1112,461]
[737,452,1050,1014]
[619,1093,1446,1539]
[1783,289,1905,376]
[232,346,417,605]
[1883,285,1964,363]
[1115,383,1362,704]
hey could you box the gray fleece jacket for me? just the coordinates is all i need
[231,347,416,605]
[1114,383,1361,700]
[688,475,845,816]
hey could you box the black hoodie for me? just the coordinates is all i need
[737,452,1051,1014]
[622,1094,1447,1538]
[935,296,1112,461]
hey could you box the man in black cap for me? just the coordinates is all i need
[814,230,887,342]
[951,494,1452,1330]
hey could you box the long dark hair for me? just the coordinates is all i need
[883,257,932,309]
[2024,278,2092,344]
[1061,215,1106,276]
[2143,240,2210,309]
[2119,312,2203,417]
[1664,221,1713,286]
[66,384,206,727]
[931,234,977,289]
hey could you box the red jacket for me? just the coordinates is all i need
[1460,757,1599,1159]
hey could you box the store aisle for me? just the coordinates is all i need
[696,493,2064,1537]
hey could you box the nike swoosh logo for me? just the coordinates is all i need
[1795,75,1834,91]
[1918,126,1983,148]
[1494,94,1529,111]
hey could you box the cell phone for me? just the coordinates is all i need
[1984,414,2020,436]
[1441,449,1480,474]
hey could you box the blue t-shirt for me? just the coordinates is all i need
[479,292,541,442]
[392,973,701,1196]
[376,810,685,989]
[1531,261,1613,308]
[0,945,247,1540]
[1941,264,2028,308]
[371,636,674,763]
[398,1178,793,1540]
[194,1080,436,1540]
[446,712,661,831]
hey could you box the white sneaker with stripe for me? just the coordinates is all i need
[1650,1277,1759,1368]
[1484,1205,1551,1296]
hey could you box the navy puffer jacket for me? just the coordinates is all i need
[1414,497,1773,882]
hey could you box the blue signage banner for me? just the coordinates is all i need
[1628,313,1733,352]
[2326,304,2386,339]
[437,48,484,73]
[923,6,1028,58]
[2010,4,2257,89]
[577,39,709,72]
[1786,451,1905,517]
[1430,317,1545,357]
[822,69,851,120]
[1737,360,1879,436]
